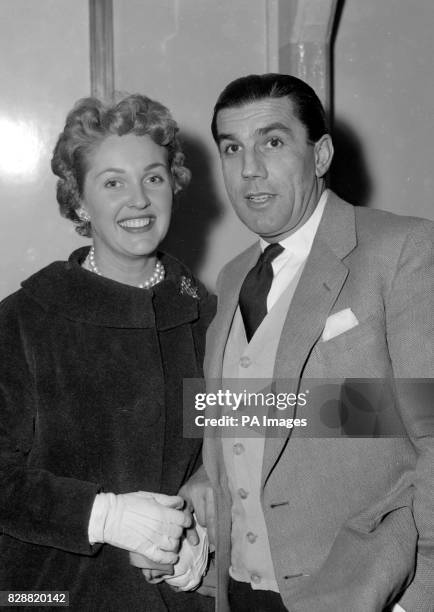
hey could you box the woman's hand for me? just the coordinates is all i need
[90,491,192,564]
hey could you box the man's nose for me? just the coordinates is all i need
[241,149,267,179]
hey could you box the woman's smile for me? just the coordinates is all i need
[117,215,156,231]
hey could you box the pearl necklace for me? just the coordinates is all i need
[86,246,165,289]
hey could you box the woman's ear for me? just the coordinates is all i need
[314,134,334,178]
[77,207,91,222]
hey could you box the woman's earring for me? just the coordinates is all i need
[77,208,91,222]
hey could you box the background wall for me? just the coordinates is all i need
[0,0,89,299]
[331,0,434,219]
[0,0,433,299]
[113,0,267,289]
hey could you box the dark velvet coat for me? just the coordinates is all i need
[0,247,215,612]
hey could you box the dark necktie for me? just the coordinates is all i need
[239,243,284,342]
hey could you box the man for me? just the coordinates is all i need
[183,74,433,611]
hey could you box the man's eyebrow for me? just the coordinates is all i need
[256,123,293,136]
[216,123,293,145]
[216,133,237,145]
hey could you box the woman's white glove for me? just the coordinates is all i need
[89,491,191,564]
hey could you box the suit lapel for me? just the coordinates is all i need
[205,243,261,381]
[262,194,357,486]
[204,243,261,485]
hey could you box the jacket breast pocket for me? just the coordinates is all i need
[311,315,390,378]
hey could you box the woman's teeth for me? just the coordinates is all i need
[118,218,152,228]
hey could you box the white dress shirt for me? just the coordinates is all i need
[263,189,328,311]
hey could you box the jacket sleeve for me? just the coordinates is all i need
[0,295,101,555]
[385,220,434,611]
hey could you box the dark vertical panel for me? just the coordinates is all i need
[89,0,114,100]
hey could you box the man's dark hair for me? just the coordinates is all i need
[211,73,328,144]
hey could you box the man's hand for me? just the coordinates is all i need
[197,555,216,598]
[178,466,215,547]
[129,552,173,584]
[130,522,209,592]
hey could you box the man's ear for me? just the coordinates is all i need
[314,134,334,178]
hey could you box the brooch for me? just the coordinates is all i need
[180,276,200,299]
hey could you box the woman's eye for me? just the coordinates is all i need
[146,175,163,184]
[104,179,122,188]
[265,137,283,149]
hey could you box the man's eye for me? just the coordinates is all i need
[104,179,122,188]
[265,137,283,149]
[224,143,240,155]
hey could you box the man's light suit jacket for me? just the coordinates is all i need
[203,193,433,612]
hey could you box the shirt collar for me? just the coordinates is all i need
[260,189,328,259]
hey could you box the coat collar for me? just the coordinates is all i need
[274,193,357,378]
[262,193,357,485]
[315,190,357,259]
[21,247,201,330]
[273,191,357,379]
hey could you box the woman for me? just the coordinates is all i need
[0,95,215,611]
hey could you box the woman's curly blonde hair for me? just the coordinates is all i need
[51,94,191,237]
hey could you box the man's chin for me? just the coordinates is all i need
[236,214,277,238]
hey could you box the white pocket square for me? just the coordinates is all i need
[321,308,359,342]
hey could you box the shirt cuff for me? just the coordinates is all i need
[88,492,112,544]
